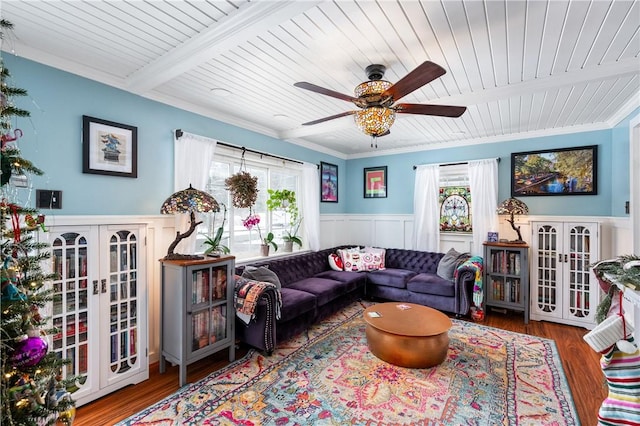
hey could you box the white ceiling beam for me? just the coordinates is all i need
[125,1,321,93]
[434,57,640,105]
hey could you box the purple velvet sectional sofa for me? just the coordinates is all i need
[235,246,477,353]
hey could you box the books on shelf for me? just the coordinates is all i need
[490,250,521,275]
[491,278,521,303]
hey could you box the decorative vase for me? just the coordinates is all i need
[260,244,269,256]
[283,241,293,252]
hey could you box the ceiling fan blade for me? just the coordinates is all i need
[301,110,356,126]
[382,61,446,102]
[394,103,466,118]
[294,82,357,103]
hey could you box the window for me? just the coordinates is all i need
[439,164,472,233]
[196,147,302,259]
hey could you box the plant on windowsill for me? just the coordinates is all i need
[201,203,230,256]
[243,212,277,255]
[266,189,302,251]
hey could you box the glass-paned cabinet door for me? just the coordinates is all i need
[532,223,562,319]
[101,226,145,386]
[564,224,596,322]
[47,227,98,401]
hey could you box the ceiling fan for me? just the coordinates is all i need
[294,61,466,146]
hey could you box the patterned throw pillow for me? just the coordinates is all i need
[339,249,364,272]
[328,253,344,271]
[364,247,386,270]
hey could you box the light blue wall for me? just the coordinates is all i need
[6,55,346,215]
[346,129,617,216]
[6,55,634,218]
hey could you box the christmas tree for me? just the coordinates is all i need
[1,19,80,425]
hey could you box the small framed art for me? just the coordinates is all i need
[82,115,138,178]
[364,166,387,198]
[320,161,338,202]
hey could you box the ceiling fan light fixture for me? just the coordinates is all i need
[354,80,392,97]
[354,107,395,137]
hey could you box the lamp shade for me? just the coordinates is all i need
[354,107,396,137]
[496,197,529,216]
[160,184,220,215]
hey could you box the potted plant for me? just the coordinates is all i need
[242,213,277,256]
[266,189,302,252]
[201,204,230,256]
[225,171,258,209]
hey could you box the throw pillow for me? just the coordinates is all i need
[361,252,381,271]
[364,247,386,269]
[328,253,344,271]
[437,248,463,280]
[339,250,364,272]
[242,265,281,290]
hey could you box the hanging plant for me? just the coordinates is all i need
[225,171,258,209]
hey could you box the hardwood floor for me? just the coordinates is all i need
[75,309,605,425]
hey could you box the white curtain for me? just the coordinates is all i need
[172,131,217,254]
[301,162,320,251]
[413,164,440,252]
[468,159,499,256]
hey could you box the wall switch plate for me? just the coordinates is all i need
[36,190,62,209]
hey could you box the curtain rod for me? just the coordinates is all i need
[413,157,500,170]
[175,129,303,165]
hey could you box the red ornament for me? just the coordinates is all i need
[10,335,48,368]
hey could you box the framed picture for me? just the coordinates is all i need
[487,232,499,242]
[83,115,138,178]
[320,162,338,202]
[511,145,597,196]
[364,166,387,198]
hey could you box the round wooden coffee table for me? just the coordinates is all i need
[363,302,452,368]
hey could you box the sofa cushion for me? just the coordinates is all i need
[328,253,344,271]
[407,273,455,297]
[384,249,443,274]
[437,248,463,280]
[315,270,364,284]
[242,265,281,290]
[286,277,356,306]
[367,268,417,288]
[278,288,317,322]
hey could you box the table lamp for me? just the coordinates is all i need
[496,197,528,244]
[160,184,220,260]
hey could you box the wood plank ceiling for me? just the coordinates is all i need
[1,0,639,158]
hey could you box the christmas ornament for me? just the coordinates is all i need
[1,128,23,148]
[56,406,76,425]
[25,213,47,232]
[1,282,27,301]
[10,335,48,368]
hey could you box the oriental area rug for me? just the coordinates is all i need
[119,301,578,425]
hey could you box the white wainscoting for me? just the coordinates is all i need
[46,214,632,364]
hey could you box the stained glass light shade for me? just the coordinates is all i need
[496,198,529,243]
[354,80,395,138]
[354,107,396,137]
[160,184,220,259]
[160,184,219,214]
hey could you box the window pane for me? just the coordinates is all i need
[199,152,302,259]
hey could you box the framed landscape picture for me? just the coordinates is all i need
[364,166,387,198]
[320,162,338,202]
[511,145,597,196]
[83,115,138,178]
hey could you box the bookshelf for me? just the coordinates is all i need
[160,256,235,386]
[483,242,529,324]
[47,224,148,406]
